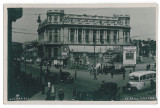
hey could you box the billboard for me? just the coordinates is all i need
[123,46,136,66]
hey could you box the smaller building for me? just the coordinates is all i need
[12,42,23,60]
[22,40,38,59]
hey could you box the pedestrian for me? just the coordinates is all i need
[146,64,149,71]
[93,67,97,80]
[154,63,156,68]
[50,83,56,100]
[41,76,45,94]
[58,89,64,100]
[148,64,151,70]
[94,72,97,80]
[111,70,113,78]
[59,69,62,79]
[74,70,77,80]
[116,87,122,101]
[130,70,132,74]
[101,80,105,90]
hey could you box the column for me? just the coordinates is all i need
[83,29,86,43]
[60,28,63,43]
[89,29,93,44]
[105,30,107,43]
[103,30,105,44]
[76,29,78,43]
[74,29,77,43]
[82,29,84,43]
[96,30,99,43]
[98,30,100,44]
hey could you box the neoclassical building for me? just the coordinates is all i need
[37,10,131,65]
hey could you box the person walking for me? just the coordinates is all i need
[41,76,45,94]
[116,87,122,101]
[111,70,113,78]
[93,67,97,80]
[74,70,77,80]
[58,89,64,100]
[148,64,151,70]
[146,64,149,71]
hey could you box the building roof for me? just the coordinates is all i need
[129,71,156,77]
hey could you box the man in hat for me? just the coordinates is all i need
[58,89,64,100]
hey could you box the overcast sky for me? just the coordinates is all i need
[12,8,156,43]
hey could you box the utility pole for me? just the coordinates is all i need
[37,15,43,80]
[40,43,43,80]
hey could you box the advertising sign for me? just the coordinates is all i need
[123,46,136,66]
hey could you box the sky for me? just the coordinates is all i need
[12,7,156,43]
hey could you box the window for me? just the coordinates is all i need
[70,29,74,43]
[86,30,89,43]
[134,77,139,82]
[107,30,110,42]
[125,32,128,42]
[126,53,134,59]
[114,31,117,42]
[150,74,153,78]
[54,34,58,42]
[143,75,146,80]
[54,48,58,58]
[54,15,58,22]
[130,76,139,82]
[49,16,52,22]
[49,32,52,42]
[93,30,96,43]
[78,29,82,43]
[146,75,150,79]
[153,74,156,78]
[100,30,104,44]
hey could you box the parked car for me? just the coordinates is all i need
[93,82,118,101]
[60,72,74,83]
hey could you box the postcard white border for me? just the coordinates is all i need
[3,3,158,104]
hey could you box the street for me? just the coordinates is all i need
[20,57,156,101]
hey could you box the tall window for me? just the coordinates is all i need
[86,29,89,43]
[49,32,52,42]
[114,31,117,42]
[54,29,58,43]
[48,47,51,58]
[93,30,96,43]
[78,29,82,43]
[125,32,128,42]
[54,34,58,43]
[107,30,110,42]
[100,30,104,44]
[54,48,58,58]
[70,29,74,43]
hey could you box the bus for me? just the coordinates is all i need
[124,71,156,92]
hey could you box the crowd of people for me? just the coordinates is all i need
[90,64,126,80]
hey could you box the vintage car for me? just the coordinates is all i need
[93,82,118,101]
[60,72,74,83]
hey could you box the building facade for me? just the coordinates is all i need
[37,10,131,66]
